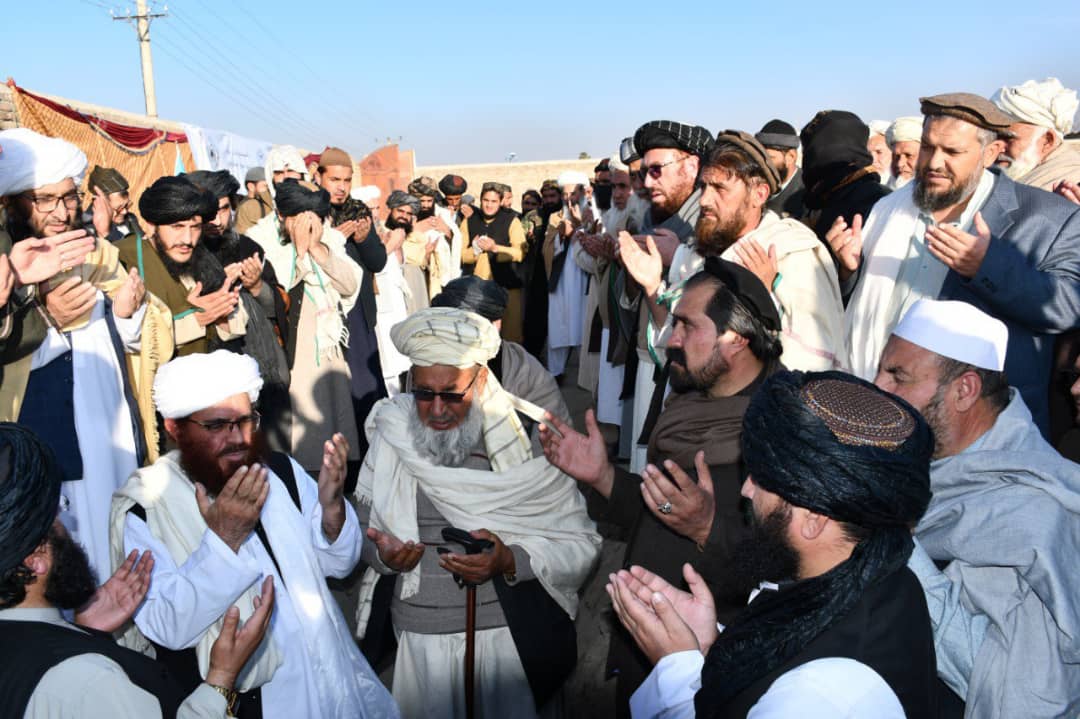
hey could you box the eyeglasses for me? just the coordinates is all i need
[636,156,689,181]
[179,411,261,434]
[23,191,83,213]
[411,370,480,404]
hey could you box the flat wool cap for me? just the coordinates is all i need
[919,93,1017,135]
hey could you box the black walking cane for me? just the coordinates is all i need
[439,526,494,719]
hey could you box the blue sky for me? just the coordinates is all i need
[5,1,1078,165]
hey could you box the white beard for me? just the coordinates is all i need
[1003,135,1044,180]
[407,401,484,467]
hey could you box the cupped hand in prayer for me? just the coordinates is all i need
[74,549,154,633]
[207,576,275,690]
[641,451,716,546]
[9,229,95,286]
[731,238,778,291]
[185,281,240,327]
[1054,179,1080,206]
[925,211,991,279]
[826,214,863,282]
[43,277,97,326]
[539,409,615,498]
[438,529,514,585]
[606,562,718,664]
[111,267,146,319]
[366,527,425,572]
[196,464,269,553]
[617,231,663,298]
[317,433,349,542]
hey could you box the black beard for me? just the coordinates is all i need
[417,207,435,220]
[913,165,980,213]
[157,241,227,291]
[540,201,561,215]
[721,502,800,602]
[385,216,413,234]
[667,345,728,393]
[777,163,792,183]
[45,525,98,610]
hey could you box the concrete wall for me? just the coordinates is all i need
[415,157,599,211]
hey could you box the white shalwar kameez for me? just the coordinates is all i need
[546,235,586,377]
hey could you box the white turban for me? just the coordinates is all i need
[557,170,590,189]
[264,144,309,199]
[886,117,924,147]
[351,185,381,204]
[390,307,501,370]
[868,120,891,138]
[892,299,1008,372]
[0,128,87,197]
[991,78,1078,136]
[608,153,629,174]
[153,350,264,418]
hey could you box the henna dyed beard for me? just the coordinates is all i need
[176,429,268,496]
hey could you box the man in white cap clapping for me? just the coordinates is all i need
[875,298,1080,718]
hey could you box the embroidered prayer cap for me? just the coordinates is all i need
[755,119,800,150]
[245,167,265,184]
[557,170,590,189]
[701,257,781,331]
[713,130,783,195]
[991,78,1078,136]
[742,370,933,528]
[438,174,467,196]
[892,299,1008,372]
[318,146,352,170]
[431,276,509,322]
[0,423,63,573]
[633,120,714,158]
[184,169,240,200]
[139,175,217,226]
[886,116,924,147]
[273,178,330,219]
[386,190,420,214]
[919,93,1017,136]
[868,120,891,137]
[408,176,439,198]
[88,166,129,195]
[390,307,502,370]
[153,350,264,419]
[0,128,87,197]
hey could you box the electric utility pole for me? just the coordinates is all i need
[113,1,168,117]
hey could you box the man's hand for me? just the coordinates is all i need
[366,527,425,572]
[195,464,269,553]
[112,267,146,319]
[335,220,358,241]
[618,231,664,298]
[612,563,719,654]
[317,433,349,542]
[186,281,240,327]
[460,204,474,219]
[237,254,264,294]
[641,451,716,546]
[926,212,991,279]
[607,568,702,664]
[826,214,863,282]
[207,576,275,690]
[731,239,778,291]
[91,187,113,239]
[474,235,496,252]
[287,211,322,259]
[1054,179,1080,206]
[384,227,407,255]
[0,255,14,308]
[438,529,514,585]
[648,228,681,266]
[539,409,615,497]
[9,229,95,286]
[74,549,154,633]
[43,277,97,326]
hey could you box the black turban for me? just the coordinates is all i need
[696,371,932,716]
[799,110,874,209]
[139,176,217,226]
[633,120,714,158]
[438,174,467,196]
[742,371,932,527]
[431,276,509,322]
[0,423,63,573]
[273,178,331,220]
[184,169,240,200]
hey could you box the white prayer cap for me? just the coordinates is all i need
[892,299,1008,371]
[265,145,307,174]
[557,170,590,188]
[991,78,1078,136]
[886,117,924,147]
[608,154,629,174]
[351,185,381,204]
[868,120,891,137]
[0,128,87,197]
[391,307,501,369]
[153,350,264,418]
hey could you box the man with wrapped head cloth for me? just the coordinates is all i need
[381,189,430,315]
[118,176,248,360]
[867,120,893,186]
[991,78,1080,193]
[0,128,151,580]
[109,350,398,719]
[403,175,462,301]
[236,145,307,236]
[355,307,600,719]
[246,178,364,476]
[615,371,939,718]
[886,116,923,190]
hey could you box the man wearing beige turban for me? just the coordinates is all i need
[886,116,923,189]
[354,307,600,719]
[991,77,1080,196]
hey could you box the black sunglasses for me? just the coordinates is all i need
[411,370,481,404]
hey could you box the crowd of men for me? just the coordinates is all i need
[0,74,1079,719]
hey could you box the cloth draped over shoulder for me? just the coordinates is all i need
[917,392,1080,718]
